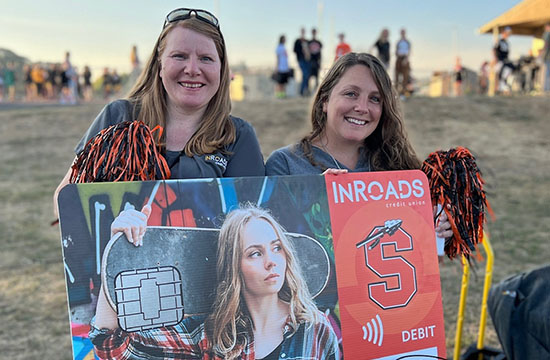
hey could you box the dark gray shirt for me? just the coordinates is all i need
[75,100,265,179]
[265,143,370,175]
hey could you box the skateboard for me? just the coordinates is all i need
[102,227,330,332]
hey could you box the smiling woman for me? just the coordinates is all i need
[266,52,420,175]
[321,64,382,166]
[159,27,222,125]
[53,8,265,217]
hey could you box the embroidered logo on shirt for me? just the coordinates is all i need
[205,154,228,171]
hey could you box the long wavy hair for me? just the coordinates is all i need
[205,205,318,359]
[300,52,421,170]
[127,16,234,156]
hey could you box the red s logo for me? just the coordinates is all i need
[357,220,417,309]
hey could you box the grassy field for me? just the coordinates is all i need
[0,95,548,359]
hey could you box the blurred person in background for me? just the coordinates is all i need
[4,62,16,102]
[370,28,390,69]
[45,63,56,99]
[309,28,323,90]
[493,26,513,94]
[23,64,33,101]
[111,69,121,94]
[395,28,411,97]
[82,65,93,102]
[30,64,45,100]
[63,51,78,104]
[479,61,489,95]
[454,57,464,96]
[102,67,112,100]
[294,27,311,96]
[130,44,140,71]
[334,33,351,61]
[274,35,292,99]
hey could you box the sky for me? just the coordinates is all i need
[0,0,537,80]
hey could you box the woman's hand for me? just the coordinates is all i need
[322,168,348,175]
[434,204,452,262]
[434,204,453,240]
[111,205,152,246]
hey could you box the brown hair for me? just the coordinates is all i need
[300,52,421,170]
[127,17,234,156]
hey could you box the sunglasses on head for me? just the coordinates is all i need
[163,8,220,29]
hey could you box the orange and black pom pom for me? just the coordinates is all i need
[421,147,494,260]
[70,121,171,183]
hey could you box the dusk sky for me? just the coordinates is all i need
[1,0,536,79]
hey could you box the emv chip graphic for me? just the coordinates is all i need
[114,266,184,332]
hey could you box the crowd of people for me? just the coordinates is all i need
[4,23,548,105]
[272,26,415,99]
[271,22,550,99]
[0,51,126,104]
[271,27,325,98]
[100,67,122,100]
[10,52,82,104]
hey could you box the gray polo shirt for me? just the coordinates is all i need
[266,143,370,176]
[75,100,265,179]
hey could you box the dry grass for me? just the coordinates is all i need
[1,95,548,359]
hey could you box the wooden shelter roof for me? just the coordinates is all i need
[479,0,550,37]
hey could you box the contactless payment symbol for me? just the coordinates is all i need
[362,314,384,346]
[356,219,417,310]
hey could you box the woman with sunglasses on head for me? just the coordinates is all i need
[90,205,339,359]
[265,52,453,239]
[53,8,265,216]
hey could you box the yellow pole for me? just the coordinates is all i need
[477,232,494,352]
[454,255,470,360]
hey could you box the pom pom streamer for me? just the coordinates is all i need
[421,147,494,259]
[70,121,171,183]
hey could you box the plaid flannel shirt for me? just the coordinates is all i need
[89,312,339,359]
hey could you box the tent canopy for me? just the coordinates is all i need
[479,0,550,37]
